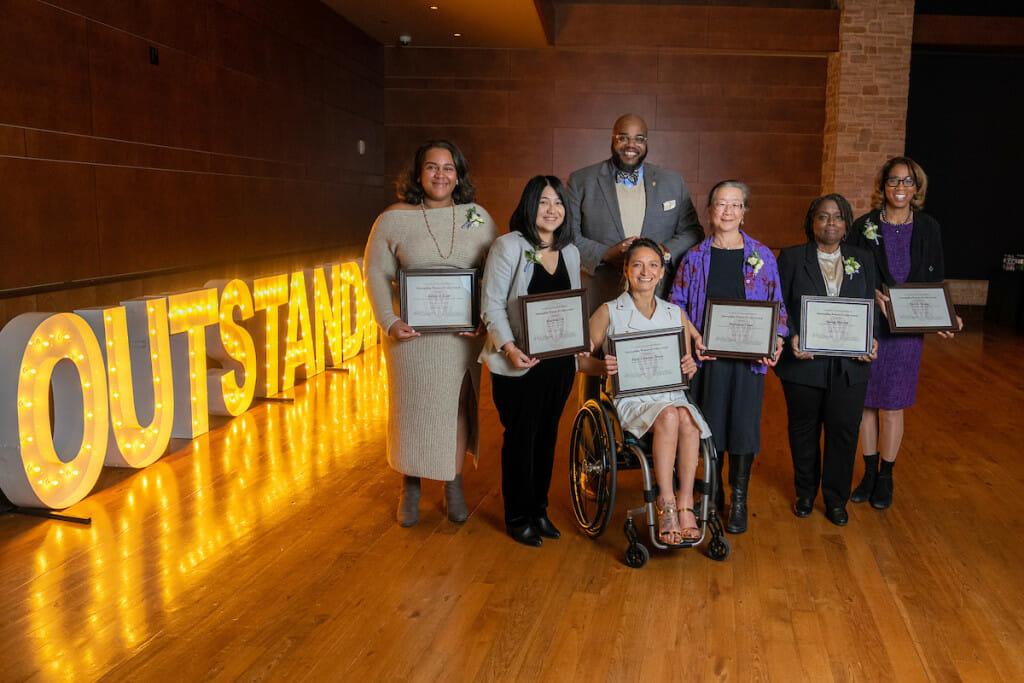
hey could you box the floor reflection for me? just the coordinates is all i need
[9,348,387,681]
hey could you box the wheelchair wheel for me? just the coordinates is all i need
[707,536,731,562]
[569,402,616,537]
[625,542,649,569]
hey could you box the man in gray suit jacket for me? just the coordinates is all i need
[567,114,704,310]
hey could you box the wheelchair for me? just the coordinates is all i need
[568,385,730,568]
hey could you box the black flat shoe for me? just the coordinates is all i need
[792,497,813,518]
[507,523,542,547]
[825,506,849,526]
[532,516,561,539]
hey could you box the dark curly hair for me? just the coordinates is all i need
[396,139,477,205]
[508,175,572,250]
[803,193,854,242]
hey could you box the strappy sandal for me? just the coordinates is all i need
[678,507,701,541]
[657,498,683,545]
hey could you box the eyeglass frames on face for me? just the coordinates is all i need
[713,201,744,211]
[885,176,916,187]
[614,134,647,145]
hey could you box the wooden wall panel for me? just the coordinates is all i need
[0,126,26,156]
[386,90,509,127]
[699,132,822,186]
[656,53,827,87]
[88,24,216,151]
[385,127,553,182]
[1,0,385,299]
[555,5,709,48]
[508,91,659,130]
[385,49,510,80]
[0,0,92,134]
[707,8,838,52]
[92,167,381,275]
[509,50,658,83]
[207,1,306,87]
[0,158,100,290]
[386,40,829,248]
[555,4,838,51]
[655,94,825,133]
[52,0,212,57]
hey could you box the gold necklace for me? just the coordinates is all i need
[421,202,457,259]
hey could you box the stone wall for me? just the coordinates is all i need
[822,0,915,215]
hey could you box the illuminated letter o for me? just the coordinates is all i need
[0,313,108,509]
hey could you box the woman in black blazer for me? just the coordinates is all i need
[775,194,877,526]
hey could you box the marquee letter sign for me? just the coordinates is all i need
[0,260,378,510]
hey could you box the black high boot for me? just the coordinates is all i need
[850,454,879,504]
[726,453,753,534]
[714,453,726,515]
[870,459,894,510]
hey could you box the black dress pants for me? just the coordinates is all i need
[491,357,575,527]
[780,377,869,509]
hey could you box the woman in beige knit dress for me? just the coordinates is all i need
[364,140,496,527]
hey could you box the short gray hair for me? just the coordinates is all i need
[707,179,750,208]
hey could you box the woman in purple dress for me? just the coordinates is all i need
[849,157,962,509]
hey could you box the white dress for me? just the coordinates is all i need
[603,292,712,439]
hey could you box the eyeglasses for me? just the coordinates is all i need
[814,213,844,224]
[885,176,917,187]
[614,134,647,145]
[713,201,745,211]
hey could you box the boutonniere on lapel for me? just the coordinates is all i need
[524,248,543,273]
[843,256,862,279]
[462,206,485,229]
[746,250,764,275]
[862,219,879,244]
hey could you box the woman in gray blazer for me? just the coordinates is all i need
[480,176,582,547]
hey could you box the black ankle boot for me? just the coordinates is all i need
[726,453,753,534]
[871,460,894,509]
[850,454,878,504]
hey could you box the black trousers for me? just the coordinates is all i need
[780,377,868,509]
[491,357,575,527]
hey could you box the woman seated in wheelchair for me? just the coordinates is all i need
[579,237,712,544]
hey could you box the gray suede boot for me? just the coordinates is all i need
[397,475,421,527]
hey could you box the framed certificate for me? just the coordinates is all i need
[519,288,590,359]
[882,283,958,333]
[701,299,780,361]
[607,328,688,398]
[798,296,874,357]
[399,268,478,333]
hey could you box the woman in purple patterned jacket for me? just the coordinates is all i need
[669,180,787,535]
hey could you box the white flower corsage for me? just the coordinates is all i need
[524,249,543,272]
[862,219,879,244]
[843,256,861,279]
[462,206,485,229]
[746,250,764,275]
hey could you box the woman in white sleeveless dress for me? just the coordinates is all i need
[579,238,711,544]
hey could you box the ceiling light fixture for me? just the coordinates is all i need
[453,33,461,37]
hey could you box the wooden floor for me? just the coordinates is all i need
[2,314,1023,682]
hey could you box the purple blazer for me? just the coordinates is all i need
[669,231,788,375]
